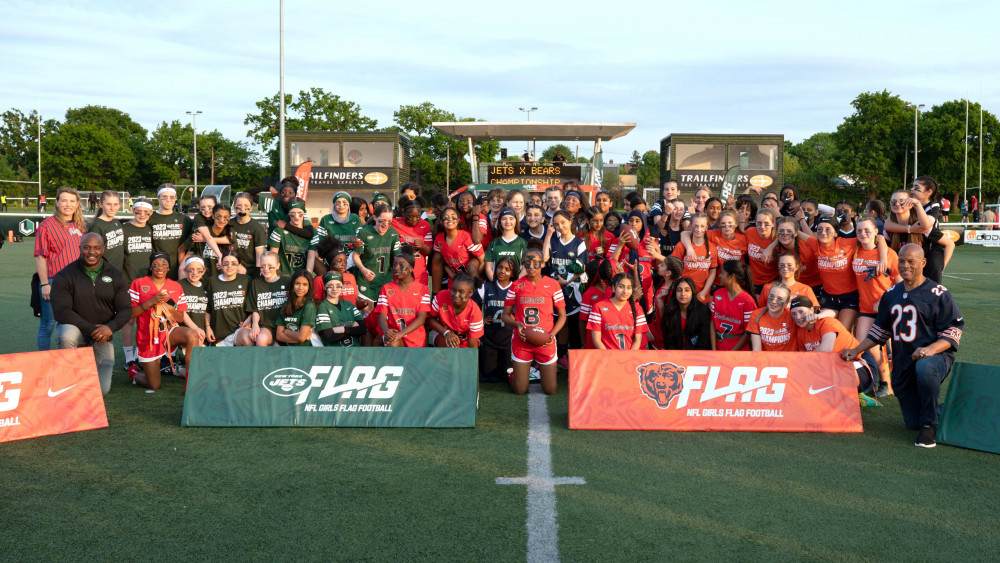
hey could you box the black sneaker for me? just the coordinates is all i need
[914,425,937,448]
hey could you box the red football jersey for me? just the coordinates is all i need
[586,299,649,350]
[710,287,756,351]
[392,217,433,285]
[504,275,566,333]
[375,281,431,347]
[607,236,655,291]
[579,284,613,349]
[313,271,359,304]
[579,231,617,261]
[434,230,484,269]
[430,291,485,347]
[129,276,188,329]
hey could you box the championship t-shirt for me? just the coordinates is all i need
[229,218,268,272]
[806,237,857,296]
[246,276,290,329]
[745,229,778,284]
[672,240,718,299]
[796,316,858,353]
[586,298,648,350]
[88,217,125,272]
[121,222,154,281]
[315,299,363,347]
[757,280,819,308]
[148,211,192,275]
[746,307,796,351]
[207,274,249,342]
[179,279,209,330]
[708,230,748,263]
[430,291,485,347]
[853,246,898,314]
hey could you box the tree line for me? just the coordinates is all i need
[1,89,996,203]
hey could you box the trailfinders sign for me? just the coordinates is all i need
[675,170,776,193]
[181,347,477,427]
[309,167,394,188]
[487,164,581,185]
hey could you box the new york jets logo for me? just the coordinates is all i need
[263,368,312,395]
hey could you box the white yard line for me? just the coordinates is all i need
[943,274,973,281]
[497,386,585,563]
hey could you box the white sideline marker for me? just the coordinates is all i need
[943,274,973,281]
[497,386,585,563]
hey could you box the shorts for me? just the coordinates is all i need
[511,334,557,365]
[820,289,860,312]
[365,311,382,337]
[137,325,179,363]
[214,330,238,347]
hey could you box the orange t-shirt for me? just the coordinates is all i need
[806,237,857,296]
[744,229,778,284]
[853,246,899,314]
[672,239,718,300]
[777,240,821,287]
[708,230,747,264]
[757,280,819,308]
[795,316,859,353]
[746,307,797,351]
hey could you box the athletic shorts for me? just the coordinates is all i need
[365,312,382,337]
[511,334,557,365]
[820,289,860,312]
[214,331,238,347]
[137,325,179,363]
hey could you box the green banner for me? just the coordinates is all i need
[938,362,1000,454]
[181,347,478,428]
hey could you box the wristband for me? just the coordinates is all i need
[40,283,49,287]
[443,330,452,336]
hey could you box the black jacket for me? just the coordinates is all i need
[661,299,713,351]
[50,257,131,335]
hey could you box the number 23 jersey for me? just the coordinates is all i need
[868,278,963,374]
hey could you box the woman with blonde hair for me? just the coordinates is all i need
[35,187,86,350]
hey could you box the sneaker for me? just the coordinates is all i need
[858,393,881,408]
[528,366,541,381]
[914,425,937,448]
[875,381,892,398]
[127,361,141,382]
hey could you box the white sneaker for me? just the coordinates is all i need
[529,366,541,381]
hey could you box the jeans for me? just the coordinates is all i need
[55,324,115,394]
[893,354,952,429]
[37,280,55,351]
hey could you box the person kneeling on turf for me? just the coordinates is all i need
[427,273,483,348]
[129,253,203,389]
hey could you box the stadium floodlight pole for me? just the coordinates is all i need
[519,106,537,157]
[186,111,202,193]
[37,104,41,198]
[906,103,925,179]
[979,81,983,198]
[279,0,286,179]
[964,95,968,208]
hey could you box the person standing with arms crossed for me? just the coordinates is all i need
[842,244,964,448]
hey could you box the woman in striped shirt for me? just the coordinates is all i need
[35,187,86,350]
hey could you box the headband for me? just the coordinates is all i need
[133,201,153,211]
[323,272,343,285]
[157,186,177,197]
[184,256,205,268]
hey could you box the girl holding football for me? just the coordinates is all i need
[501,248,567,395]
[586,272,649,350]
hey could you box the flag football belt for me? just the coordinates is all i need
[716,331,745,340]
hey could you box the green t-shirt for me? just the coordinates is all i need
[315,299,363,347]
[314,213,362,248]
[229,218,268,271]
[179,278,209,330]
[352,225,401,301]
[207,274,249,342]
[280,300,317,346]
[148,211,192,276]
[268,225,315,275]
[121,222,153,282]
[87,217,125,272]
[267,200,289,236]
[484,235,527,275]
[246,276,290,329]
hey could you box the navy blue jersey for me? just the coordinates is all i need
[544,234,588,315]
[868,278,963,374]
[475,280,514,349]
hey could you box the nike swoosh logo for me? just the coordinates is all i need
[47,384,77,397]
[808,385,835,395]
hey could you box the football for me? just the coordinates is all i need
[521,326,553,346]
[622,226,640,250]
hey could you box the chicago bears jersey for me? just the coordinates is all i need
[868,279,963,374]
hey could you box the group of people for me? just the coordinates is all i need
[34,176,963,446]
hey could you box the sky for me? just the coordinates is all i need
[2,0,998,164]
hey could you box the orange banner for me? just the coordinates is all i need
[294,161,313,201]
[0,349,109,442]
[569,350,862,432]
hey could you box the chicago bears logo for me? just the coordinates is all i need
[637,361,685,409]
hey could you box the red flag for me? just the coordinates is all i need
[294,161,313,201]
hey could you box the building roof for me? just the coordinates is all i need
[431,121,636,141]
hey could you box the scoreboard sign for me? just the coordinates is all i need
[487,164,581,185]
